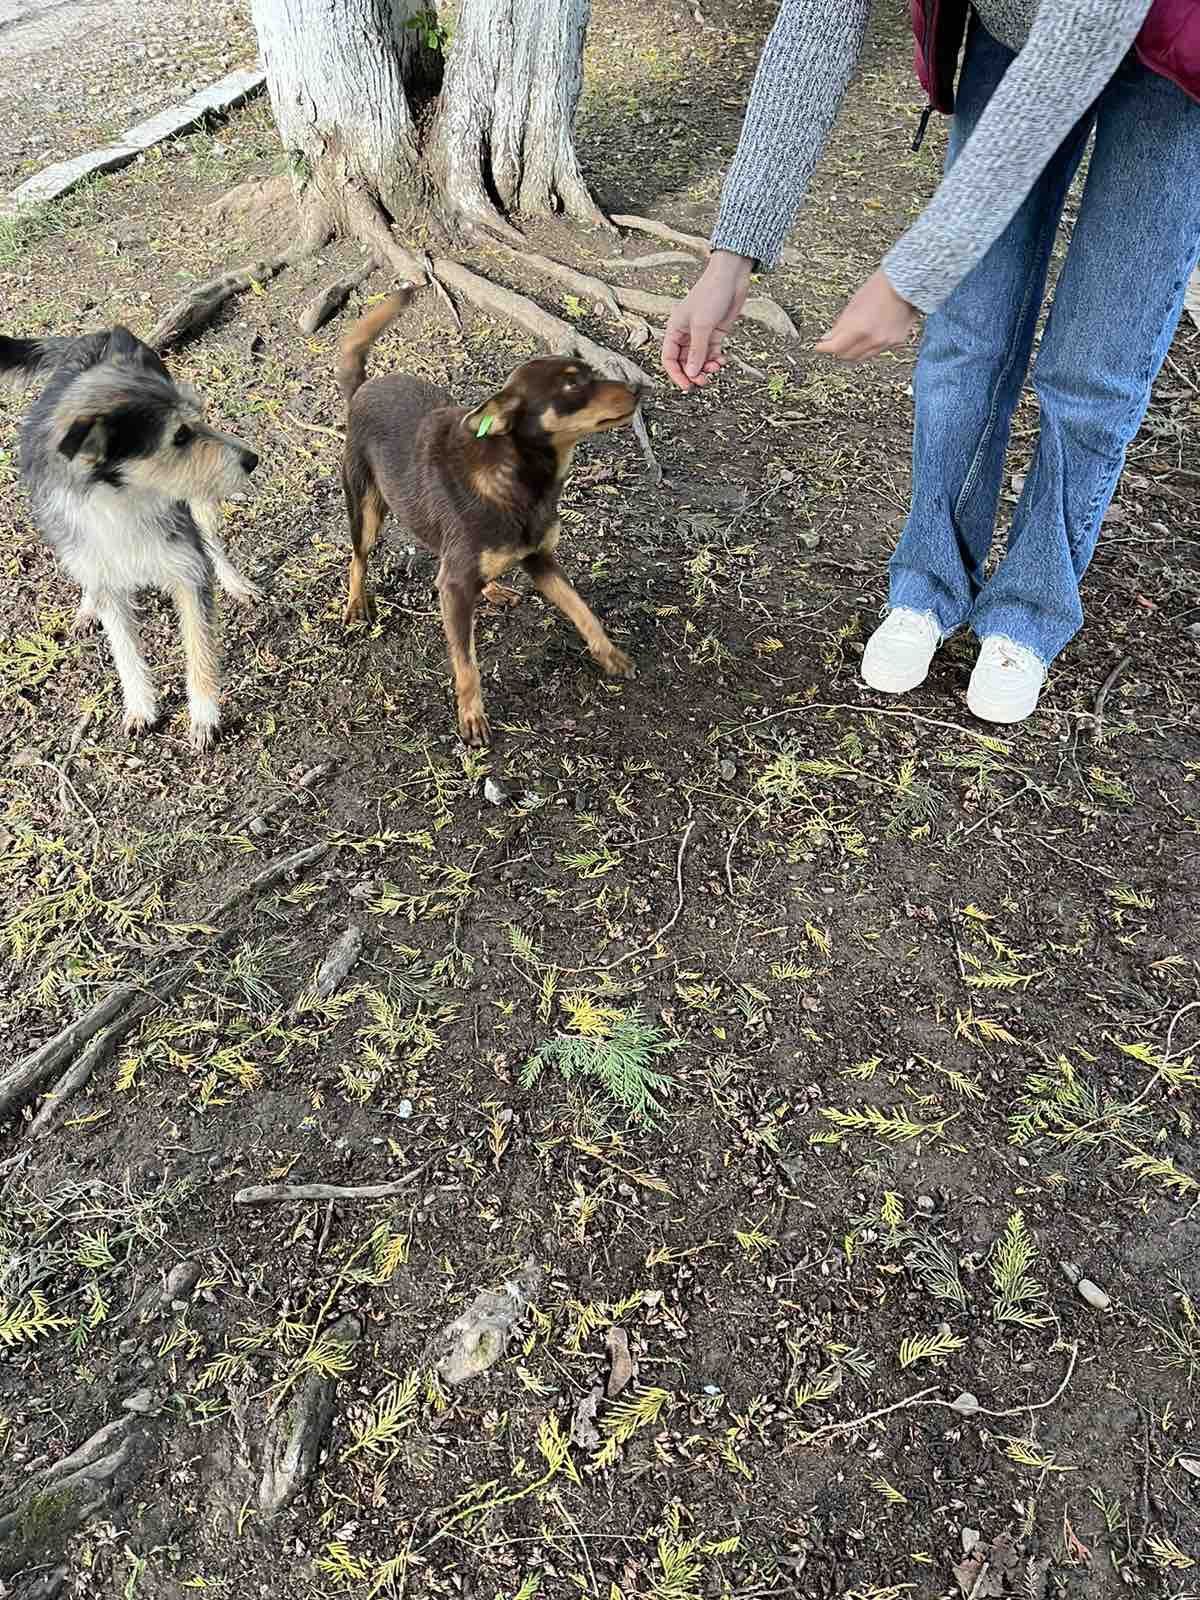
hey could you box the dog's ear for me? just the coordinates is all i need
[463,386,522,439]
[58,415,107,463]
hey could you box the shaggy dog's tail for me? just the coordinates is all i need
[0,333,71,388]
[336,288,415,408]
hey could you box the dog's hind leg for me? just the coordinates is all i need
[343,462,386,626]
[172,576,222,752]
[96,593,159,735]
[437,567,489,747]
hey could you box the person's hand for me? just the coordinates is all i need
[815,269,920,362]
[662,250,753,391]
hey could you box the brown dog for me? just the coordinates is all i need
[337,290,643,746]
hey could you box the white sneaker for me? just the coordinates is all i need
[967,635,1046,723]
[861,607,941,694]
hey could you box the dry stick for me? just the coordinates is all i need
[1089,653,1132,742]
[150,223,333,352]
[794,1343,1079,1448]
[737,700,1007,747]
[27,992,162,1140]
[422,251,464,332]
[298,255,380,336]
[560,818,697,977]
[1165,999,1200,1059]
[0,842,331,1123]
[234,1164,433,1208]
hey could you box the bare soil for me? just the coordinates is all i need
[1,2,1199,1598]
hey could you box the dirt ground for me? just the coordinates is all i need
[1,1,1199,1597]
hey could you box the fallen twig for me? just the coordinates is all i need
[234,1164,433,1207]
[562,818,696,976]
[792,1343,1079,1447]
[1089,653,1131,742]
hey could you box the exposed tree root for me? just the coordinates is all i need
[612,211,804,270]
[611,281,800,342]
[601,249,697,270]
[149,220,333,352]
[485,238,622,320]
[299,256,380,336]
[259,1313,361,1516]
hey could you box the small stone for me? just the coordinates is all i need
[950,1391,980,1415]
[1059,1259,1082,1286]
[1076,1278,1110,1312]
[916,1194,935,1215]
[1179,1456,1200,1480]
[484,777,512,805]
[396,1099,413,1120]
[718,759,737,782]
[249,816,270,836]
[122,1389,154,1414]
[961,1527,981,1555]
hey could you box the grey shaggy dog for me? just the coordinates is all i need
[1,325,260,750]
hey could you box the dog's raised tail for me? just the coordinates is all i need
[337,287,415,407]
[0,333,68,389]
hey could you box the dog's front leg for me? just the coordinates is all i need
[194,502,262,605]
[523,552,635,679]
[96,593,158,735]
[172,577,222,751]
[437,568,489,746]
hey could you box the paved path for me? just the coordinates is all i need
[0,0,255,183]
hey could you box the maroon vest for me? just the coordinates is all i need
[911,0,1200,115]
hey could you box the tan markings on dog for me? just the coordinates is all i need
[173,582,221,746]
[439,585,489,745]
[479,545,533,582]
[344,483,387,625]
[527,559,635,679]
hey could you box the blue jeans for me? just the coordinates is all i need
[890,21,1200,664]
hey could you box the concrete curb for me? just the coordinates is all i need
[3,63,265,215]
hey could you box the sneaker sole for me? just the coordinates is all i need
[861,656,933,695]
[966,683,1040,723]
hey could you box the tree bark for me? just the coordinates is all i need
[250,0,438,227]
[429,0,605,230]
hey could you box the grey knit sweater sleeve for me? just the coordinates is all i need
[710,0,871,270]
[883,0,1154,309]
[712,0,1155,312]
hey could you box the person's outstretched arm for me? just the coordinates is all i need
[819,0,1155,358]
[662,0,871,389]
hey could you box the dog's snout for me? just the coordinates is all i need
[240,449,259,475]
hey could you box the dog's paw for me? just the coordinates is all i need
[188,694,221,752]
[343,590,377,627]
[482,581,522,610]
[122,704,159,737]
[457,698,492,748]
[595,644,636,680]
[226,576,264,606]
[72,603,98,636]
[188,718,221,753]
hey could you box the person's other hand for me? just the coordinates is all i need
[816,269,919,362]
[662,250,753,391]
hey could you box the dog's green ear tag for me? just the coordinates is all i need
[475,414,495,438]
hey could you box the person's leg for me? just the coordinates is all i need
[968,56,1200,717]
[864,21,1093,693]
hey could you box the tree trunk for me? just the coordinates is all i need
[250,0,439,227]
[429,0,606,230]
[252,0,604,239]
